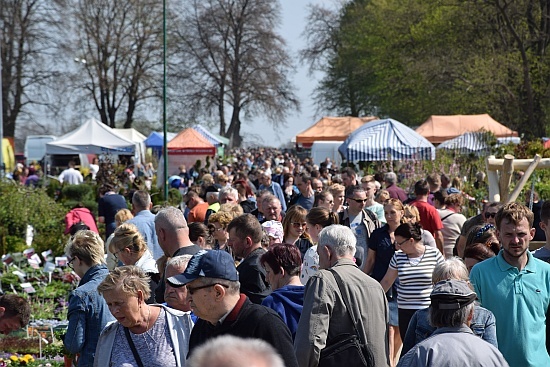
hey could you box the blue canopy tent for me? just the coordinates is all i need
[338,118,435,162]
[144,131,177,158]
[436,131,491,155]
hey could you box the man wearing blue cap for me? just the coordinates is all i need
[167,250,298,367]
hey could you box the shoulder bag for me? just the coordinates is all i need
[318,269,375,367]
[124,327,145,367]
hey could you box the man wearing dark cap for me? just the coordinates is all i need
[167,250,298,367]
[398,279,508,367]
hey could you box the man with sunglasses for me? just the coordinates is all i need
[338,185,381,269]
[167,250,299,367]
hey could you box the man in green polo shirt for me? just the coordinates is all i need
[470,202,550,367]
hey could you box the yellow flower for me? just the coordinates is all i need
[9,356,17,362]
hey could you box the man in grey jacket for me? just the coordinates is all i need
[294,225,390,367]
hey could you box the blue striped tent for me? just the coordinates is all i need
[338,118,435,162]
[436,131,490,155]
[192,125,224,147]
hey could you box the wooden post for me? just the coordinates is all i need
[508,154,542,203]
[486,155,500,202]
[499,155,514,203]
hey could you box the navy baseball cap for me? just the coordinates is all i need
[167,250,239,286]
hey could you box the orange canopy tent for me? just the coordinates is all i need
[295,116,378,148]
[416,114,518,144]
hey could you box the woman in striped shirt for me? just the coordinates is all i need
[380,222,444,340]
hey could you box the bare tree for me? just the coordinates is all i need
[67,0,163,128]
[172,0,299,147]
[0,0,60,138]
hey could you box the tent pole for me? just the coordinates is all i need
[162,0,168,201]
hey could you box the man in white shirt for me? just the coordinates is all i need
[58,161,83,185]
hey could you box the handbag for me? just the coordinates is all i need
[318,269,375,367]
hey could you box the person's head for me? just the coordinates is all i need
[166,250,240,324]
[295,172,312,195]
[393,222,423,254]
[445,193,463,211]
[109,223,148,265]
[426,173,441,192]
[483,202,502,225]
[232,179,254,199]
[306,207,339,243]
[155,206,190,256]
[433,190,448,209]
[98,265,151,328]
[260,244,302,289]
[187,335,285,367]
[384,172,397,186]
[311,178,324,193]
[413,180,430,197]
[440,173,451,188]
[282,205,311,241]
[341,167,357,188]
[0,294,31,334]
[283,174,295,188]
[384,198,405,228]
[465,223,500,256]
[131,190,152,212]
[432,258,469,283]
[260,171,272,186]
[402,205,420,223]
[314,190,334,211]
[164,255,193,312]
[205,185,221,205]
[540,200,550,241]
[495,202,535,262]
[68,160,76,168]
[65,230,105,277]
[219,187,239,205]
[375,189,390,204]
[208,211,234,244]
[227,214,264,258]
[188,222,211,249]
[317,225,356,269]
[328,183,346,211]
[345,185,367,215]
[115,208,134,227]
[263,197,282,221]
[429,279,476,328]
[185,191,202,209]
[261,220,284,246]
[361,179,377,200]
[464,242,497,272]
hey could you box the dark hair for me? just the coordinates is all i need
[541,200,550,223]
[189,222,209,242]
[341,167,356,178]
[0,294,31,327]
[433,190,447,205]
[464,242,497,262]
[414,180,429,196]
[345,185,364,198]
[70,222,91,236]
[306,207,339,228]
[465,224,499,255]
[314,190,332,207]
[297,172,311,185]
[394,222,423,241]
[227,213,264,244]
[260,244,302,277]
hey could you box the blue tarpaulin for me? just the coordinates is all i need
[338,118,435,162]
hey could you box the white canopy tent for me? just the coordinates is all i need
[113,128,147,164]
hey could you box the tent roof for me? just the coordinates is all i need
[437,131,490,154]
[144,132,178,148]
[46,118,135,155]
[113,128,147,143]
[339,118,435,162]
[295,116,378,145]
[192,125,224,147]
[167,128,216,155]
[416,114,518,144]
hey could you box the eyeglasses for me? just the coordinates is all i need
[484,212,497,219]
[113,248,128,260]
[186,283,229,295]
[349,198,368,204]
[291,222,307,229]
[393,238,410,247]
[67,256,76,270]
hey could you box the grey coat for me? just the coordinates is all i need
[294,258,390,367]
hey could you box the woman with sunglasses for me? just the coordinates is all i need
[380,222,444,342]
[282,205,313,259]
[64,230,115,367]
[110,223,160,304]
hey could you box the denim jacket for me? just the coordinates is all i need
[64,264,115,367]
[401,303,498,357]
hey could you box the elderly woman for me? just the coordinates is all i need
[259,244,305,340]
[110,223,160,303]
[208,211,234,252]
[401,258,498,356]
[65,230,115,367]
[94,266,193,367]
[282,205,314,258]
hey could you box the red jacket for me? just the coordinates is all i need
[64,207,99,234]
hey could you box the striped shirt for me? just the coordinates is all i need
[389,246,444,309]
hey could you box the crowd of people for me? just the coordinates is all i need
[2,148,550,367]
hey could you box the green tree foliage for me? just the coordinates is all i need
[0,182,66,255]
[304,0,550,136]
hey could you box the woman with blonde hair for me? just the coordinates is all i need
[105,208,134,270]
[328,183,345,213]
[282,205,313,258]
[208,211,234,253]
[110,223,159,303]
[403,205,437,249]
[94,266,193,367]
